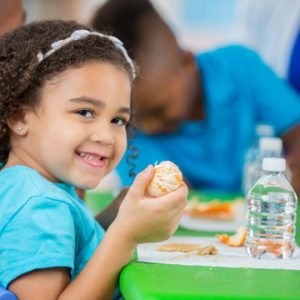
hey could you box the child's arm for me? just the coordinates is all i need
[9,166,188,300]
[95,187,129,230]
[283,123,300,194]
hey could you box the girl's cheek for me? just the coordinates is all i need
[117,134,127,158]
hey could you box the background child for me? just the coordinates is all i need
[0,0,24,36]
[0,20,188,299]
[91,0,300,195]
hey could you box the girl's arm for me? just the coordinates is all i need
[9,166,188,300]
[9,224,136,300]
[95,187,129,230]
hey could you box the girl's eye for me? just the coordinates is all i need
[76,109,95,118]
[112,117,128,126]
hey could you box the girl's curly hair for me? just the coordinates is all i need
[0,20,135,163]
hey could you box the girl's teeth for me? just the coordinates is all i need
[79,153,101,161]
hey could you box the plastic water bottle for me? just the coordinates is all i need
[246,157,297,259]
[242,125,274,194]
[243,137,283,195]
[255,124,274,138]
[244,125,274,164]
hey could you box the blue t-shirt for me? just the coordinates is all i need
[117,45,300,192]
[289,26,300,93]
[0,166,105,289]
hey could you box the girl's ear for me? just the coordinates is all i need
[7,110,29,136]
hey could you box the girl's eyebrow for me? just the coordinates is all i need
[69,97,131,115]
[69,97,105,107]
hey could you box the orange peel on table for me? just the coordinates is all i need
[184,198,243,221]
[146,161,183,197]
[216,227,246,247]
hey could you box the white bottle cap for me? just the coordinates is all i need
[262,157,286,172]
[259,137,283,153]
[256,124,274,137]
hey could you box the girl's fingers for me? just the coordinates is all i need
[157,183,188,207]
[127,165,154,199]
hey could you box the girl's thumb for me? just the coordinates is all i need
[129,165,154,197]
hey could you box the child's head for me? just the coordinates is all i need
[92,0,199,134]
[0,0,25,36]
[0,20,135,189]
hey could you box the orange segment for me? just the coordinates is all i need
[216,234,230,243]
[216,227,246,247]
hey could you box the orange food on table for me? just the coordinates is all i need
[216,234,230,243]
[184,198,243,221]
[216,227,246,247]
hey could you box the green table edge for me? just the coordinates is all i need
[119,192,300,300]
[83,190,300,300]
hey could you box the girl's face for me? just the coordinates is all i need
[12,62,131,189]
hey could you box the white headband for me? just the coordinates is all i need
[36,29,136,79]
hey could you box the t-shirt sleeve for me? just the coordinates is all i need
[235,46,300,135]
[0,196,76,288]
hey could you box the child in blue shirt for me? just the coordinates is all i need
[0,20,188,299]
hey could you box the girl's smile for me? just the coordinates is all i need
[7,61,131,189]
[75,150,109,168]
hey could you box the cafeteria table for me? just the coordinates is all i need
[85,190,300,300]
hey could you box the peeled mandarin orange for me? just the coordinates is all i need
[147,161,183,197]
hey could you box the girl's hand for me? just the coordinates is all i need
[113,165,188,244]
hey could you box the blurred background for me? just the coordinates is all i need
[24,0,247,50]
[23,0,300,78]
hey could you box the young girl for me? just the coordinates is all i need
[0,20,188,300]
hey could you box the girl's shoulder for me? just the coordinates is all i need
[0,165,76,200]
[0,165,82,230]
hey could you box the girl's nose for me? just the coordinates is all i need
[90,126,114,146]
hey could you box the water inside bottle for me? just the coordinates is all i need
[246,184,297,259]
